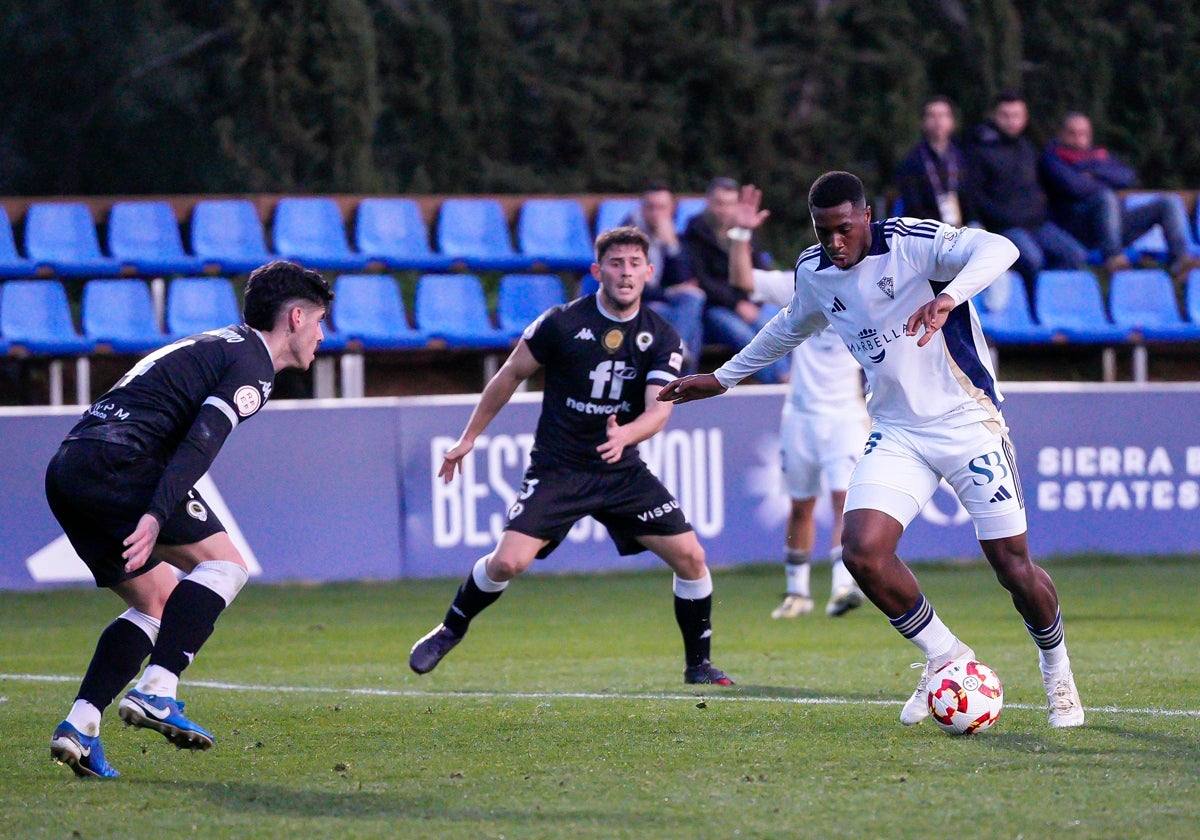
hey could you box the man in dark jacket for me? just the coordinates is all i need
[894,96,973,225]
[1041,112,1198,278]
[964,91,1087,297]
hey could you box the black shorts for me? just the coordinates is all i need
[44,439,226,588]
[505,459,692,558]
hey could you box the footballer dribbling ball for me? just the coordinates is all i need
[926,659,1004,735]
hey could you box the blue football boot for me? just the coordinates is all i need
[50,720,120,778]
[118,689,214,750]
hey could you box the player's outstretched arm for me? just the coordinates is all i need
[440,340,541,483]
[657,373,728,404]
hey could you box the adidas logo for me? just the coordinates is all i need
[830,297,847,313]
[857,327,877,339]
[574,328,595,341]
[989,486,1013,503]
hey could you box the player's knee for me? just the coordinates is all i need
[486,552,531,581]
[676,542,707,579]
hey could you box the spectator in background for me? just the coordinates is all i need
[894,96,973,226]
[964,90,1087,298]
[683,177,789,383]
[623,183,706,374]
[1041,111,1200,279]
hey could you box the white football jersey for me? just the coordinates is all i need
[751,268,865,415]
[717,218,1019,429]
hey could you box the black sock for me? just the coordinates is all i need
[77,617,154,711]
[148,580,227,676]
[442,574,504,637]
[674,594,713,668]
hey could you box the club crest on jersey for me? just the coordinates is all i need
[636,331,653,351]
[877,276,895,299]
[602,328,624,353]
[186,500,208,522]
[234,385,261,416]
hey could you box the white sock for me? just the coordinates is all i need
[784,550,810,597]
[135,664,179,699]
[66,699,102,737]
[1039,644,1071,680]
[829,548,855,592]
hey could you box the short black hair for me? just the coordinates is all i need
[243,260,334,330]
[594,226,650,262]
[642,180,672,195]
[992,89,1024,108]
[705,176,739,195]
[808,171,866,211]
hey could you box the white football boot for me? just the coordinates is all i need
[1045,671,1085,728]
[771,594,814,619]
[900,642,974,726]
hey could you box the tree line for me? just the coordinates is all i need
[3,0,1197,254]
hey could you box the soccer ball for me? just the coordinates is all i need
[926,659,1004,735]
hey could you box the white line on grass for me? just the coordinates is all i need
[3,673,1197,718]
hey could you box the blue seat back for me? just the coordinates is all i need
[436,199,516,259]
[167,277,240,336]
[0,206,26,264]
[272,197,354,258]
[674,196,708,231]
[1186,269,1200,324]
[416,274,494,334]
[498,274,567,335]
[595,198,639,235]
[977,271,1037,328]
[24,203,106,263]
[355,198,434,257]
[516,199,593,263]
[82,279,162,343]
[331,274,410,340]
[1035,270,1112,330]
[0,279,80,343]
[108,201,188,260]
[190,200,271,262]
[1109,269,1183,328]
[579,273,600,297]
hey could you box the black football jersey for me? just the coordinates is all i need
[66,325,275,463]
[522,294,684,470]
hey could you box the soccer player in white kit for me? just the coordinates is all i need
[661,172,1085,729]
[727,193,868,618]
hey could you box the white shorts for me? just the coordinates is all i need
[844,417,1027,540]
[780,402,869,500]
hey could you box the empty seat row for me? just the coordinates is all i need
[0,195,710,280]
[0,273,569,360]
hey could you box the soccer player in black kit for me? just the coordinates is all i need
[409,226,734,685]
[45,260,333,778]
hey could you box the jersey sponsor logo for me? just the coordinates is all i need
[574,327,596,341]
[602,328,624,352]
[234,385,262,416]
[186,499,208,522]
[589,360,636,400]
[849,325,905,364]
[635,331,653,351]
[637,498,680,522]
[566,396,632,415]
[877,276,895,299]
[831,297,847,313]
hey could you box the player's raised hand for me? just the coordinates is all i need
[657,373,728,404]
[438,437,475,483]
[596,414,633,464]
[122,513,161,573]
[733,184,770,230]
[905,293,957,347]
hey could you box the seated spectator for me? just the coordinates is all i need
[682,177,789,383]
[623,183,706,374]
[1041,111,1199,279]
[964,90,1087,298]
[894,95,974,226]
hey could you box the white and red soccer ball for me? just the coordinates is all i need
[927,659,1004,735]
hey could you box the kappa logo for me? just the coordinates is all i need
[574,327,595,341]
[877,276,895,299]
[259,379,273,401]
[830,297,847,313]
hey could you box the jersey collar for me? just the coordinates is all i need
[594,294,640,323]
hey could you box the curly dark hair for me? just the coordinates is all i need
[808,171,866,211]
[242,260,334,330]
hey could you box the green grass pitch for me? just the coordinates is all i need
[2,555,1198,839]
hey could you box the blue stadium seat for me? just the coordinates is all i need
[975,271,1054,344]
[107,201,204,275]
[516,199,594,271]
[1109,269,1200,341]
[271,198,370,271]
[0,206,36,278]
[435,199,534,271]
[166,276,240,337]
[190,199,274,274]
[594,198,640,236]
[24,202,122,277]
[0,279,93,355]
[674,196,708,231]
[330,274,427,350]
[83,279,169,354]
[578,273,600,297]
[1124,192,1200,264]
[354,198,454,271]
[497,274,567,338]
[416,274,512,348]
[1188,269,1200,325]
[889,196,906,217]
[1034,270,1131,343]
